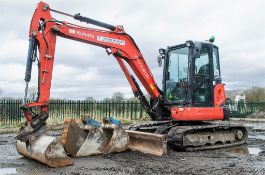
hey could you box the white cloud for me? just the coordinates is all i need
[0,33,28,64]
[0,0,264,99]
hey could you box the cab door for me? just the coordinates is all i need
[192,45,213,106]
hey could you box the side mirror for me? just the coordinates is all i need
[157,56,163,67]
[159,48,166,55]
[192,43,202,59]
[157,48,166,67]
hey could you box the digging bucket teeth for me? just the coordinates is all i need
[126,130,167,156]
[60,118,129,157]
[16,135,73,167]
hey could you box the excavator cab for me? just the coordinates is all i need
[160,40,222,108]
[156,39,247,151]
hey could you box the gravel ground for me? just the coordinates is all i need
[0,121,265,175]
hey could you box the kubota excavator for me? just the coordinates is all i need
[16,1,248,167]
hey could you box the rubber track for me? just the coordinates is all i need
[128,122,248,151]
[167,124,248,151]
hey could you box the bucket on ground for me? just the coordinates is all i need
[16,135,73,167]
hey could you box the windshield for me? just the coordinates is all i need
[166,47,189,103]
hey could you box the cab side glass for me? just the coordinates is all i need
[213,47,221,77]
[213,47,222,84]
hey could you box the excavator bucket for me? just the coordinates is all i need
[60,118,129,157]
[60,118,107,156]
[75,126,109,156]
[16,135,73,167]
[101,124,129,153]
[126,130,167,156]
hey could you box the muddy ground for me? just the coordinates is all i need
[1,121,265,175]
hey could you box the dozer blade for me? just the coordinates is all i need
[16,135,73,167]
[60,118,129,157]
[126,130,167,156]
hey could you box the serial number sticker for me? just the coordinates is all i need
[97,36,125,46]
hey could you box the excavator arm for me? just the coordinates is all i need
[22,1,162,130]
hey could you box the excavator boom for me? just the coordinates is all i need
[18,0,164,142]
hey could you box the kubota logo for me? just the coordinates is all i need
[68,29,76,34]
[68,29,94,39]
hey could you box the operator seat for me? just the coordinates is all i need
[194,63,211,105]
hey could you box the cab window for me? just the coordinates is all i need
[213,47,220,77]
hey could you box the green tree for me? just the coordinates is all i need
[111,92,125,102]
[127,96,139,102]
[244,87,265,102]
[103,97,111,101]
[28,85,38,101]
[85,97,96,101]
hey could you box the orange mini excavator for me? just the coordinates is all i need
[16,1,247,167]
